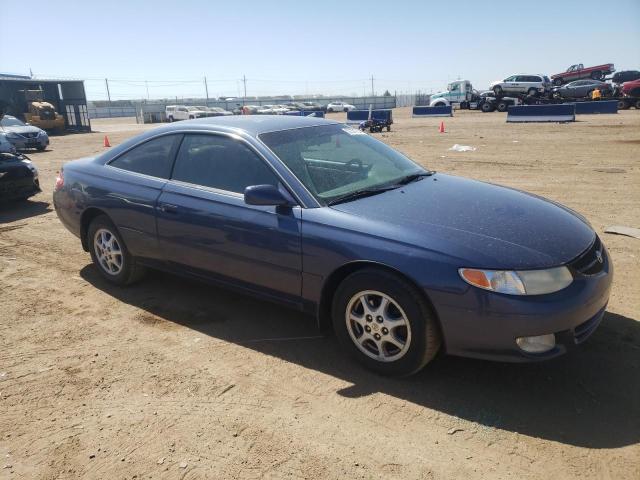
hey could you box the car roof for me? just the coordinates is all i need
[156,115,342,137]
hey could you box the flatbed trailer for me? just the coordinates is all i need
[491,91,640,110]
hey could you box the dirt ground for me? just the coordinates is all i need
[1,108,639,479]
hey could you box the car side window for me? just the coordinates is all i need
[172,134,279,194]
[109,135,180,179]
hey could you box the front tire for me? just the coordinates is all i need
[497,101,509,112]
[88,215,145,285]
[332,269,441,376]
[493,86,503,96]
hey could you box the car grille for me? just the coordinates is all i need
[569,236,605,276]
[23,132,39,138]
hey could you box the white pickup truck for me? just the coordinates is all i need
[165,105,209,122]
[429,80,479,109]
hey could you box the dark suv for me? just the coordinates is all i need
[612,70,640,85]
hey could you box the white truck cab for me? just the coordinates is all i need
[429,80,478,108]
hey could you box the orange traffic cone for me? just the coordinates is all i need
[439,121,445,133]
[103,135,111,147]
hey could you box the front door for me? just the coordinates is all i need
[156,133,303,305]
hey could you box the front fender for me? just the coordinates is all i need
[429,98,450,107]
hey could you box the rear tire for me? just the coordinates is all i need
[497,101,509,112]
[527,88,538,97]
[635,99,640,109]
[590,71,603,80]
[553,78,563,86]
[87,215,145,286]
[481,102,495,112]
[332,268,441,376]
[493,85,503,96]
[618,100,630,110]
[168,116,174,123]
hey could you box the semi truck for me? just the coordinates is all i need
[428,80,480,109]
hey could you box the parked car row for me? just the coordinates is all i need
[165,105,233,122]
[165,100,360,121]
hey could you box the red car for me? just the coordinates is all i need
[622,79,640,97]
[551,63,615,86]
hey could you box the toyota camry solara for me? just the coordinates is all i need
[53,116,612,376]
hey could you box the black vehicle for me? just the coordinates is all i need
[612,70,640,84]
[552,80,612,99]
[478,92,518,113]
[358,118,390,133]
[0,152,40,201]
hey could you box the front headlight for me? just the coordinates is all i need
[459,266,573,295]
[38,130,48,137]
[6,132,21,140]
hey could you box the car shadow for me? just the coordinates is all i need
[0,200,51,223]
[80,265,640,449]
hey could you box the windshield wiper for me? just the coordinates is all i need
[327,185,395,206]
[393,171,435,186]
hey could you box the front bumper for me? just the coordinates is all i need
[0,177,41,201]
[9,136,48,150]
[430,248,613,362]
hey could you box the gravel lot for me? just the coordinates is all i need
[1,108,639,479]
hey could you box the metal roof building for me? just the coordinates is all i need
[0,74,91,131]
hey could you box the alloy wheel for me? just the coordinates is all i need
[93,228,124,276]
[345,290,412,362]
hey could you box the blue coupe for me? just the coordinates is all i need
[53,116,612,375]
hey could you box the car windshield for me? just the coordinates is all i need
[0,117,25,127]
[260,124,427,205]
[186,107,200,111]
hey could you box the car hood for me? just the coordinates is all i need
[2,125,44,135]
[329,173,595,269]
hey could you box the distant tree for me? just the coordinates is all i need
[383,90,391,97]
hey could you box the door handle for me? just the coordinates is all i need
[159,203,178,214]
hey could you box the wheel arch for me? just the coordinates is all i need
[80,207,109,251]
[317,260,443,341]
[429,98,450,107]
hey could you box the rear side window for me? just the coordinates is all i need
[172,134,279,194]
[109,134,180,179]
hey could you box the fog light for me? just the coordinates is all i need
[516,334,556,353]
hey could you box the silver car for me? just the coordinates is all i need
[0,115,50,151]
[0,132,17,154]
[490,74,551,97]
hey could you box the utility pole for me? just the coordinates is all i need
[204,76,209,103]
[145,80,149,101]
[105,78,111,103]
[371,74,374,97]
[242,75,247,106]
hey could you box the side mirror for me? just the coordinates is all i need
[244,184,294,207]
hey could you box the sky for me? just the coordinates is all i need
[1,0,639,101]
